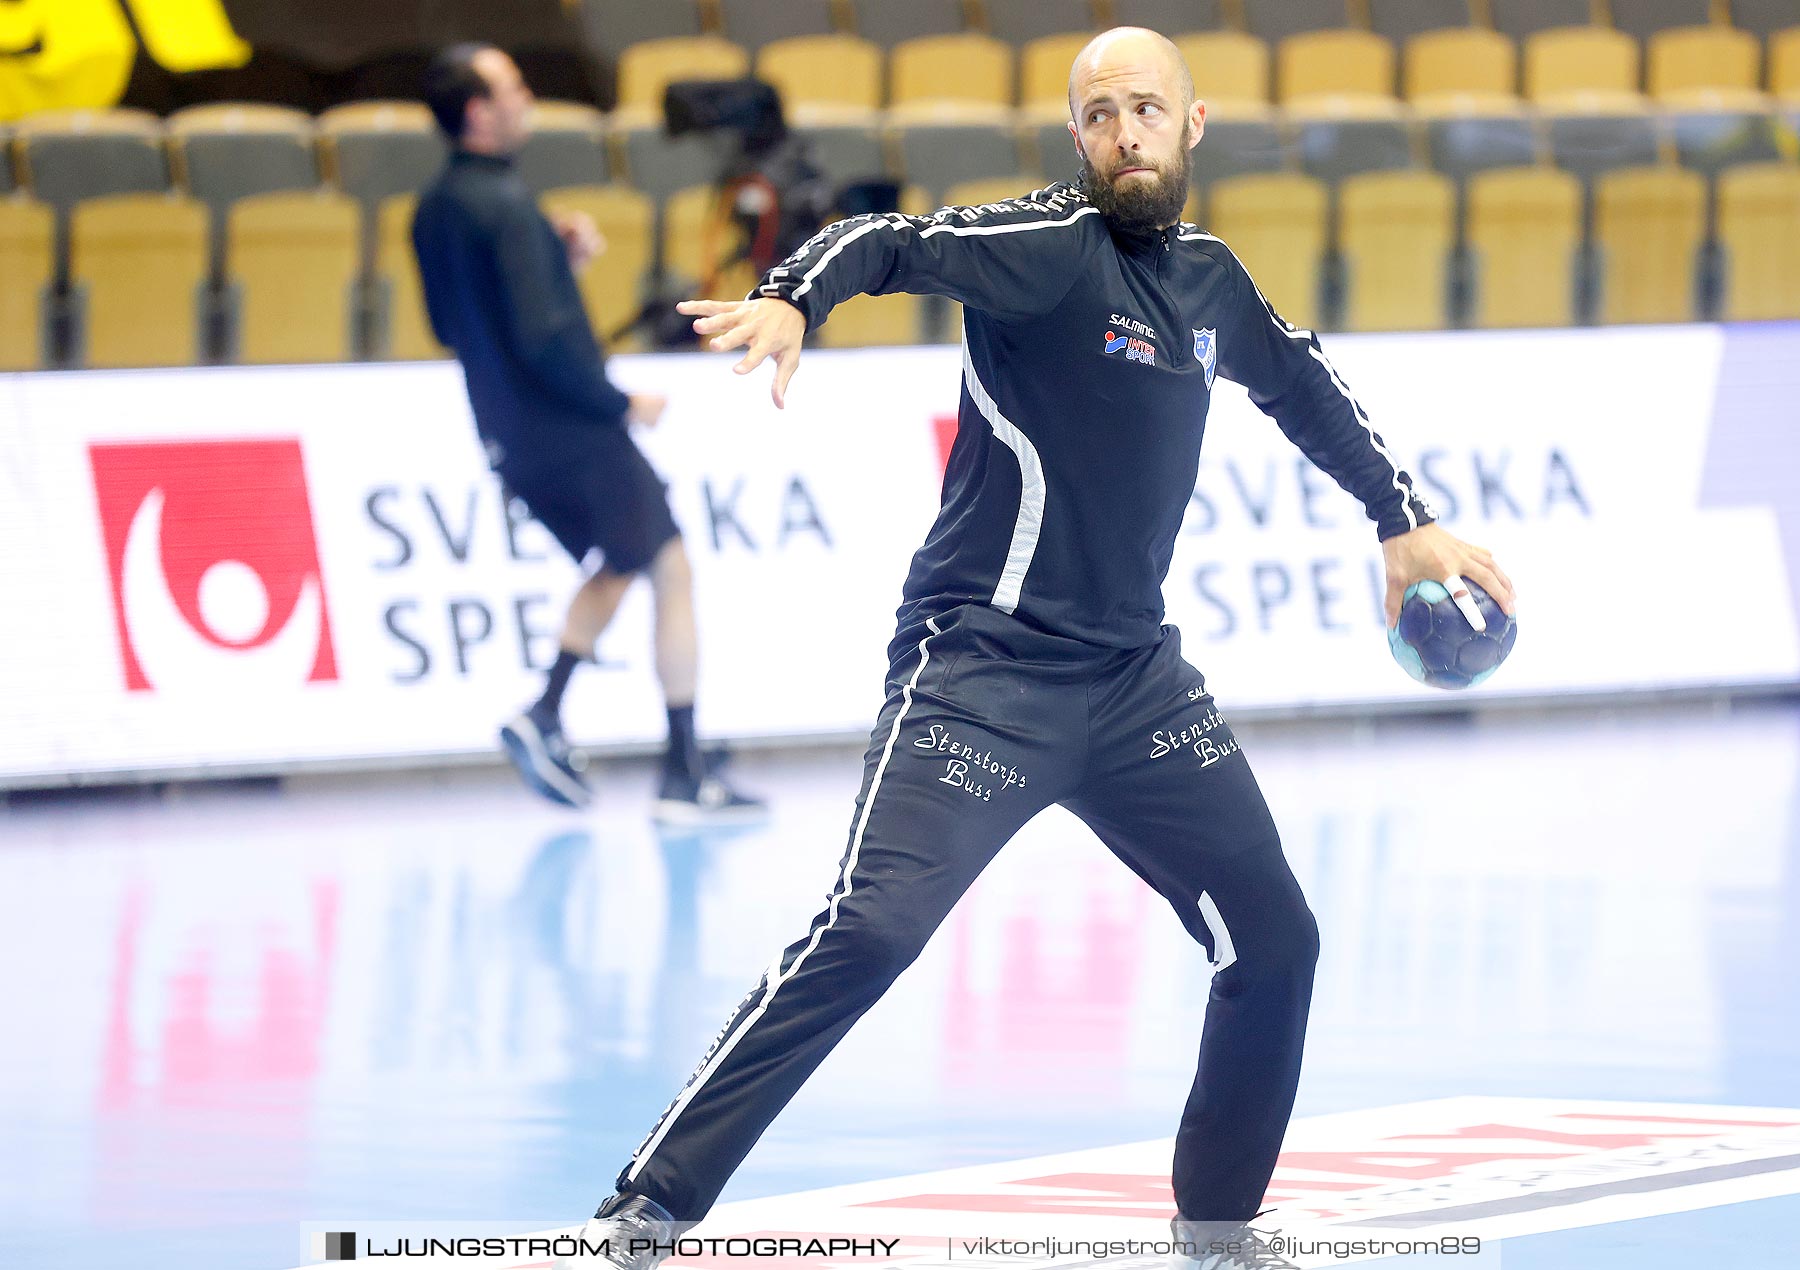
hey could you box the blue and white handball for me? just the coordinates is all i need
[1388,578,1517,690]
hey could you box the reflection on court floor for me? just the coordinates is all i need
[2,699,1796,1268]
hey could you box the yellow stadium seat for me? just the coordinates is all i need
[1465,166,1582,328]
[1175,31,1272,117]
[943,177,1043,208]
[1276,29,1397,105]
[1404,28,1518,104]
[1338,170,1456,331]
[1716,162,1800,320]
[1593,165,1705,324]
[1771,28,1800,102]
[0,197,52,368]
[227,190,360,363]
[541,184,655,348]
[663,184,760,301]
[1524,26,1641,107]
[890,34,1015,108]
[755,34,883,122]
[1647,26,1761,102]
[1021,33,1092,112]
[1207,172,1328,331]
[615,37,751,125]
[374,194,442,361]
[69,192,207,367]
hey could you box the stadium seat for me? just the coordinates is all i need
[1731,1,1800,39]
[1465,165,1582,327]
[1488,0,1598,42]
[226,191,360,363]
[168,104,318,219]
[1113,0,1226,34]
[68,192,208,368]
[1338,169,1456,330]
[541,185,655,348]
[1023,34,1096,113]
[168,103,319,279]
[1524,26,1643,107]
[615,37,751,126]
[13,110,170,274]
[662,184,761,301]
[515,102,610,194]
[983,0,1097,45]
[1424,107,1542,182]
[1278,30,1398,105]
[1648,26,1763,102]
[943,175,1048,208]
[848,0,969,49]
[373,195,443,361]
[756,35,883,122]
[717,0,837,51]
[1771,28,1800,101]
[1190,118,1291,200]
[1241,0,1356,46]
[574,0,703,59]
[0,198,53,369]
[0,127,12,195]
[1715,161,1800,319]
[1207,172,1328,331]
[614,126,720,204]
[1405,28,1519,105]
[1668,107,1785,176]
[890,110,1028,203]
[796,122,889,187]
[891,34,1015,107]
[1593,164,1705,323]
[1545,107,1664,188]
[1368,0,1476,43]
[1291,99,1417,183]
[1608,0,1715,44]
[1031,117,1084,181]
[1176,32,1272,115]
[318,101,448,217]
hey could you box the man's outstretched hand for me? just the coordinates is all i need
[677,297,806,408]
[1382,523,1517,632]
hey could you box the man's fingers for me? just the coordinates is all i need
[691,311,745,336]
[709,323,754,353]
[772,343,799,409]
[1443,573,1487,633]
[677,299,738,317]
[1466,560,1515,616]
[733,337,772,375]
[1384,576,1404,629]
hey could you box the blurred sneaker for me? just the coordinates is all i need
[500,712,591,808]
[653,759,766,826]
[556,1191,680,1269]
[1169,1218,1301,1269]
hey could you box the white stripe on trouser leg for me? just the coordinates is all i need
[625,618,943,1181]
[1197,891,1238,973]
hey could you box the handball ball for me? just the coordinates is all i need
[1388,579,1516,690]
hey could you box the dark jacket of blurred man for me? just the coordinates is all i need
[412,43,761,821]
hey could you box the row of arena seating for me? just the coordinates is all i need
[591,0,1800,52]
[586,24,1800,122]
[3,156,1796,371]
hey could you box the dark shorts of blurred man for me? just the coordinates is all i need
[412,43,761,822]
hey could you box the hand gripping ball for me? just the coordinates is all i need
[1388,578,1516,690]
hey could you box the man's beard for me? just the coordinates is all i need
[1081,123,1193,234]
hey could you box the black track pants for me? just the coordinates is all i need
[618,603,1319,1222]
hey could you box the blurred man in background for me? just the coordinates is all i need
[413,43,761,822]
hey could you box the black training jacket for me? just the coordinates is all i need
[412,150,631,465]
[756,179,1437,654]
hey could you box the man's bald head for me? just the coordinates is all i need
[1067,27,1194,122]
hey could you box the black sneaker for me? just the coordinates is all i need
[653,760,766,826]
[1169,1218,1302,1269]
[500,712,592,808]
[557,1191,682,1269]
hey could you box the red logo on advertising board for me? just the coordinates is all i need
[88,439,338,691]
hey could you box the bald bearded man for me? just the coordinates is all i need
[558,28,1515,1270]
